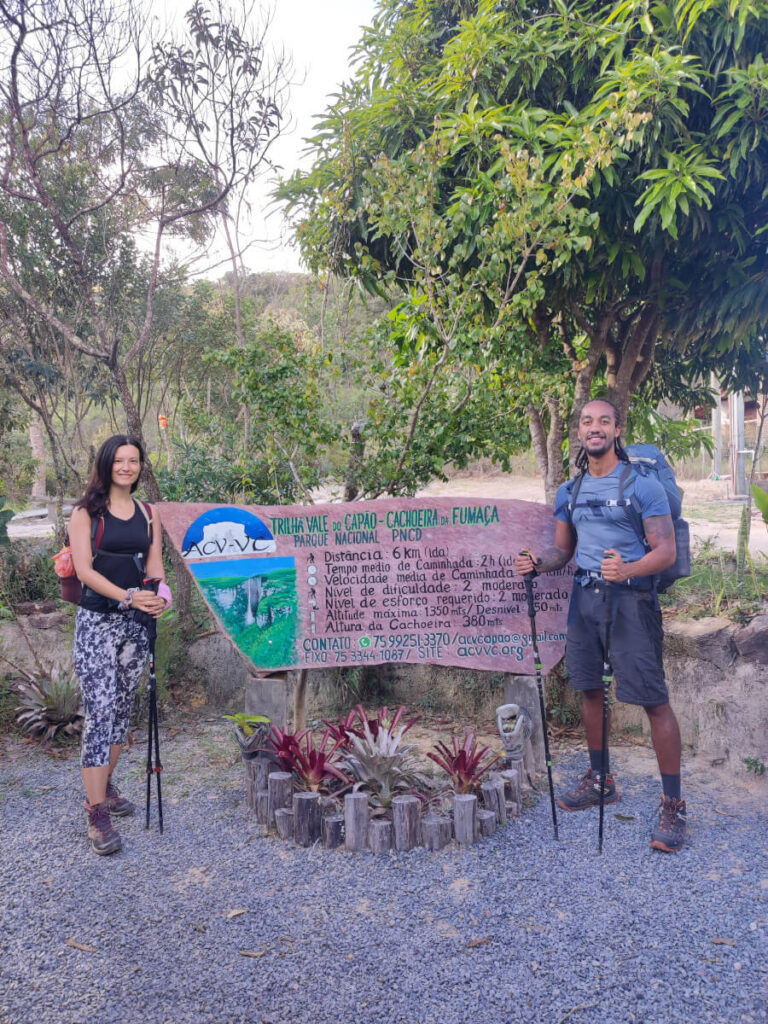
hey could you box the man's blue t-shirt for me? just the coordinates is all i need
[554,463,670,572]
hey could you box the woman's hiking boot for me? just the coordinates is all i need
[557,767,619,812]
[650,796,687,853]
[106,779,135,817]
[84,800,122,855]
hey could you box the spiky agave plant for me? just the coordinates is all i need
[15,667,84,741]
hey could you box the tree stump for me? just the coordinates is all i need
[422,815,452,851]
[368,819,392,854]
[268,772,293,825]
[256,790,270,826]
[392,795,420,851]
[322,814,345,849]
[493,778,507,825]
[477,808,497,837]
[253,753,272,792]
[293,792,321,847]
[453,793,477,846]
[480,780,504,824]
[344,792,369,851]
[501,767,522,818]
[274,808,294,840]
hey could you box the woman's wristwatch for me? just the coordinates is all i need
[119,587,139,611]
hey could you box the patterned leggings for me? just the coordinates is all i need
[73,608,150,768]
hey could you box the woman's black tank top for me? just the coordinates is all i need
[79,502,151,612]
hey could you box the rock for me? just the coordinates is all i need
[26,613,70,630]
[0,618,72,678]
[663,616,737,670]
[733,615,768,663]
[13,600,59,615]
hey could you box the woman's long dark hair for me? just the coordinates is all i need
[574,398,630,474]
[76,434,145,519]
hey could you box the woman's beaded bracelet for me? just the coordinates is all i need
[119,587,139,611]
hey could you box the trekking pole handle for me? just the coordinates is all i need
[519,551,539,618]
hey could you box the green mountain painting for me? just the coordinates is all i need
[194,562,298,668]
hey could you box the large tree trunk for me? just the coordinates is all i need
[527,400,567,505]
[29,418,46,499]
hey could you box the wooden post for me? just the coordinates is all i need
[477,809,497,837]
[293,792,321,847]
[293,667,308,730]
[453,794,477,846]
[422,815,452,851]
[501,768,521,816]
[392,795,420,851]
[493,778,507,825]
[368,819,392,855]
[253,753,272,793]
[243,760,256,811]
[268,772,293,824]
[322,814,345,849]
[256,790,270,826]
[274,808,294,840]
[344,792,369,852]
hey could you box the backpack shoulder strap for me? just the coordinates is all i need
[91,515,105,551]
[133,498,153,544]
[567,472,586,513]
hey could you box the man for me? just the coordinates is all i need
[514,398,686,852]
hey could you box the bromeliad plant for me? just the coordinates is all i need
[427,731,503,795]
[267,725,351,793]
[343,704,431,815]
[15,667,84,741]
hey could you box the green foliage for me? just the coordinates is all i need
[743,756,766,776]
[280,0,768,490]
[0,542,61,608]
[751,484,768,526]
[660,541,768,622]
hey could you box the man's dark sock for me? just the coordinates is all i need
[589,749,609,775]
[661,773,681,801]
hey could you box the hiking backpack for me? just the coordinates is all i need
[566,443,690,592]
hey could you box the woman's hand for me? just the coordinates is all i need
[129,588,167,618]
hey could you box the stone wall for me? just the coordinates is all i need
[612,614,768,775]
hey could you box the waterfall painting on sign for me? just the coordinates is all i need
[181,508,298,668]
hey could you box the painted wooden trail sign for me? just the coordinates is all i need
[160,498,574,675]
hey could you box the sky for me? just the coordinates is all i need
[161,0,379,276]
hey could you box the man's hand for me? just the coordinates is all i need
[601,549,630,583]
[514,550,538,576]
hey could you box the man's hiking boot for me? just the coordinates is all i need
[106,779,135,817]
[557,767,619,812]
[84,800,122,856]
[650,796,687,853]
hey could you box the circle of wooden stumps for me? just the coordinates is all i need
[245,752,525,854]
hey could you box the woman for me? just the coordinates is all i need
[70,435,170,855]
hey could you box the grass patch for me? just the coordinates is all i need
[660,541,768,623]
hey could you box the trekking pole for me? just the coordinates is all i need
[598,580,616,855]
[145,623,164,834]
[521,552,559,841]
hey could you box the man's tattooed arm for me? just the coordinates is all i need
[536,541,575,573]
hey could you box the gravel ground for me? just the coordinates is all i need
[1,722,766,1024]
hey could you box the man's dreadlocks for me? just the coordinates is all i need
[574,397,630,474]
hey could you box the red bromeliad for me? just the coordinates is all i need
[427,731,502,794]
[267,725,350,792]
